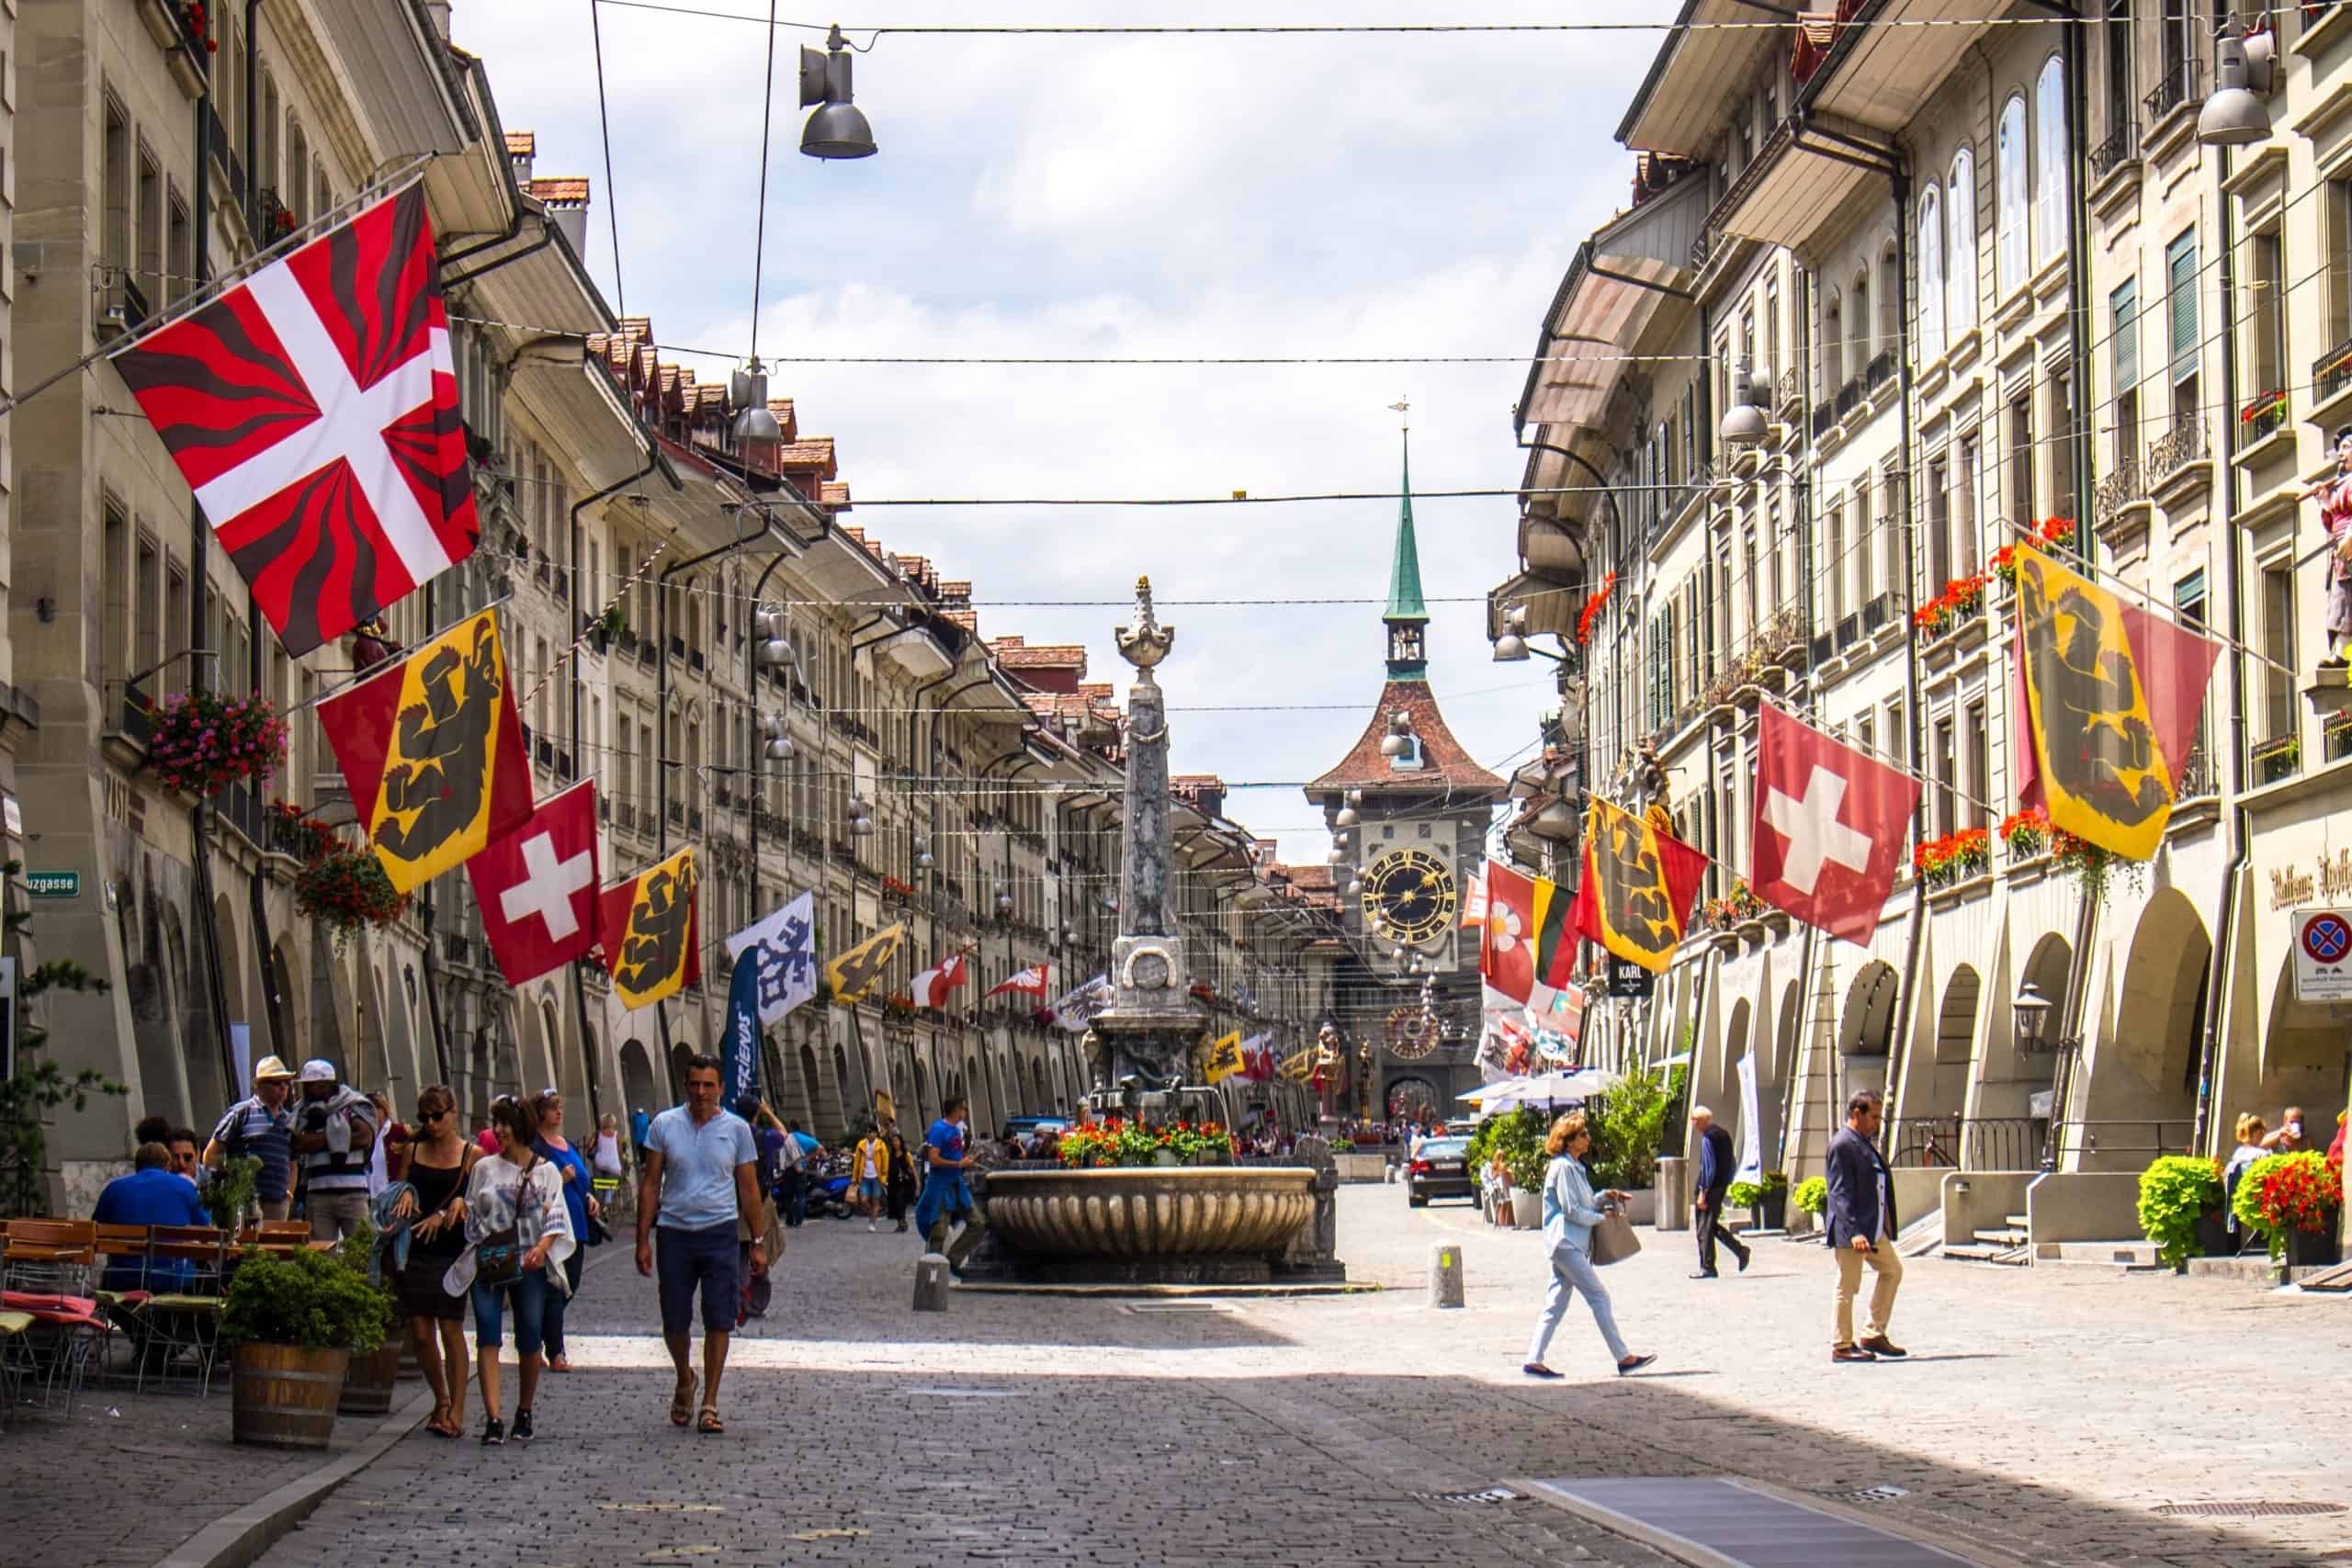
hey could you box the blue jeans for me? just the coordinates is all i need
[914,1170,972,1243]
[540,1249,585,1358]
[471,1268,552,1359]
[1528,1246,1629,1367]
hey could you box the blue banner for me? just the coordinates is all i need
[722,940,765,1111]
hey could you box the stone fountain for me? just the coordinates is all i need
[970,578,1340,1287]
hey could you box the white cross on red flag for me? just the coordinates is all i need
[114,183,477,656]
[1750,704,1919,945]
[465,780,601,986]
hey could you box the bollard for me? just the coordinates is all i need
[913,1252,951,1313]
[1428,1241,1464,1308]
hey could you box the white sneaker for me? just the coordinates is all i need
[868,1220,877,1232]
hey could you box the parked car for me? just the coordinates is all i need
[1408,1136,1475,1207]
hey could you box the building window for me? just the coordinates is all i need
[1956,433,1980,573]
[1927,456,1952,591]
[1823,290,1844,394]
[2033,57,2069,269]
[102,96,130,276]
[2326,172,2352,354]
[1996,95,2029,298]
[1852,267,1872,370]
[2177,570,2213,784]
[2111,277,2140,473]
[1878,245,1900,358]
[2260,560,2297,750]
[2250,226,2287,414]
[134,533,161,682]
[101,502,130,693]
[2166,228,2199,430]
[135,145,162,310]
[2008,389,2035,525]
[1854,474,1874,608]
[1918,187,1946,360]
[2050,367,2076,522]
[1964,702,1988,830]
[1765,274,1783,380]
[2105,1,2133,148]
[1949,148,1978,334]
[1934,716,1958,837]
[1826,503,1847,627]
[166,191,190,307]
[287,119,309,223]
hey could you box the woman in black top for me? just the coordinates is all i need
[393,1085,477,1438]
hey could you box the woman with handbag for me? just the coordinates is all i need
[391,1085,478,1438]
[445,1094,575,1446]
[532,1089,601,1372]
[1523,1111,1655,1380]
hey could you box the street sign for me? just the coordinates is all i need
[24,871,79,898]
[2291,908,2352,1001]
[1605,956,1653,999]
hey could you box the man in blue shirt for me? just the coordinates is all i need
[636,1055,763,1435]
[913,1096,978,1255]
[94,1143,210,1292]
[630,1106,652,1162]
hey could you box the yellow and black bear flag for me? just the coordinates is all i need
[1569,797,1710,975]
[2014,547,2220,861]
[599,848,699,1012]
[825,923,907,1007]
[1204,1031,1245,1084]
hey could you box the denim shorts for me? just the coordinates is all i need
[470,1268,550,1357]
[655,1223,740,1337]
[858,1178,883,1201]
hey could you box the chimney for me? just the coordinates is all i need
[422,1,452,42]
[530,176,591,259]
[505,130,535,187]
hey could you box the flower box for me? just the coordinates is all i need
[147,691,288,797]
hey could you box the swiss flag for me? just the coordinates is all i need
[1751,705,1919,945]
[910,952,968,1010]
[465,781,600,986]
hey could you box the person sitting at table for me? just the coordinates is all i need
[166,1128,204,1189]
[93,1143,211,1292]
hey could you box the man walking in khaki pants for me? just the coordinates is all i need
[1824,1089,1905,1363]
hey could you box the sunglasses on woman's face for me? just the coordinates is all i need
[416,1109,447,1124]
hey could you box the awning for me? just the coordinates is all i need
[1801,0,1995,135]
[1618,0,1791,157]
[1711,118,1886,251]
[1516,247,1692,436]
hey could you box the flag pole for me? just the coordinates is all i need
[1996,526,2295,679]
[0,158,435,423]
[1758,698,2010,820]
[284,592,514,716]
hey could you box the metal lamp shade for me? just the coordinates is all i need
[1492,632,1529,662]
[802,102,877,159]
[2199,33,2270,146]
[1720,399,1769,446]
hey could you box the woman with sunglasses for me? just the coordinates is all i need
[445,1094,574,1445]
[390,1085,479,1438]
[532,1089,599,1372]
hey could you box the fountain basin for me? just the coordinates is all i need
[982,1167,1315,1262]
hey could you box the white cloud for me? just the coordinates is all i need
[450,0,1673,863]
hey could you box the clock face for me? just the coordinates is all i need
[1362,847,1457,948]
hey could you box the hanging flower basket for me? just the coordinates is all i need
[1990,519,2076,591]
[294,847,410,945]
[1998,807,2140,904]
[265,800,336,863]
[1913,828,1989,888]
[146,692,289,797]
[1912,573,1987,639]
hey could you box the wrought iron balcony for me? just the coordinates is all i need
[2145,420,2207,486]
[2314,333,2352,405]
[1811,400,1837,439]
[1865,350,1894,392]
[2087,121,2138,181]
[2094,458,2146,525]
[2143,58,2199,127]
[1834,377,1863,419]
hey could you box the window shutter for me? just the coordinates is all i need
[2167,232,2198,382]
[2111,279,2138,395]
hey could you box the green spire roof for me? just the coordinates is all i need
[1385,432,1429,625]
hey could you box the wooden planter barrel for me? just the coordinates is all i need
[339,1341,402,1416]
[232,1342,349,1450]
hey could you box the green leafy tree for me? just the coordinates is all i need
[1584,1066,1683,1190]
[0,857,122,1215]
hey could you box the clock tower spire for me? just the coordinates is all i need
[1384,423,1430,681]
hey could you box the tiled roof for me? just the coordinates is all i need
[529,176,590,205]
[819,480,851,509]
[993,641,1086,671]
[777,438,837,479]
[1307,679,1507,796]
[504,131,537,155]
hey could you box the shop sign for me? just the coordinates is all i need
[1604,956,1653,999]
[2290,908,2352,1002]
[2268,848,2352,910]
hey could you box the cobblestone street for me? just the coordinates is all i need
[206,1187,2351,1568]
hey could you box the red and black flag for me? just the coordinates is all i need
[2013,547,2220,860]
[1570,797,1709,975]
[114,183,477,656]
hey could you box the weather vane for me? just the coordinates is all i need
[1389,397,1409,433]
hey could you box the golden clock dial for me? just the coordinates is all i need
[1361,847,1457,947]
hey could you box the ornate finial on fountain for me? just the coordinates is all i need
[1115,574,1175,677]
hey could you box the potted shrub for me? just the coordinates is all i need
[1726,1170,1790,1231]
[1792,1176,1827,1235]
[2230,1151,2345,1269]
[2136,1155,2225,1272]
[220,1243,389,1449]
[333,1225,405,1416]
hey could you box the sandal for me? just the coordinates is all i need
[669,1371,699,1428]
[548,1355,573,1373]
[426,1405,461,1438]
[696,1405,724,1435]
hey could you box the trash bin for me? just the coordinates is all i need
[1654,1155,1690,1231]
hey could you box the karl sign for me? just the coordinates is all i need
[2290,908,2352,1002]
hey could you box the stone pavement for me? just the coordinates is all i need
[8,1187,2348,1567]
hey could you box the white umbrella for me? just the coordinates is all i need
[1493,1068,1620,1106]
[1457,1077,1528,1103]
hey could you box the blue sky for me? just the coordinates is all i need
[453,0,1671,863]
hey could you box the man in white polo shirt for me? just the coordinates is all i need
[636,1054,765,1435]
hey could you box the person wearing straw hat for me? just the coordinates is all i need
[203,1055,299,1221]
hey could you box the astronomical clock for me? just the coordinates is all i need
[1359,846,1458,948]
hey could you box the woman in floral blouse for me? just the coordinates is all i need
[444,1094,574,1445]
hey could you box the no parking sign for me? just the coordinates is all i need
[2290,908,2352,1001]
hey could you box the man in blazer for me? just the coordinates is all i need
[1825,1089,1905,1362]
[1689,1106,1751,1279]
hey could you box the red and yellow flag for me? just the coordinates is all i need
[316,607,531,895]
[599,848,699,1012]
[1570,797,1709,975]
[2014,547,2220,861]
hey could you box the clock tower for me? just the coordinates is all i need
[1305,429,1507,1123]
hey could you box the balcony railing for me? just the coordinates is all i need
[1810,400,1837,439]
[2178,739,2222,797]
[444,934,471,964]
[2143,57,2199,126]
[1777,367,1804,414]
[1834,376,1863,419]
[1860,591,1895,634]
[2087,120,2138,181]
[251,187,296,247]
[1865,350,1894,392]
[2145,420,2207,486]
[2317,333,2352,406]
[2093,458,2146,525]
